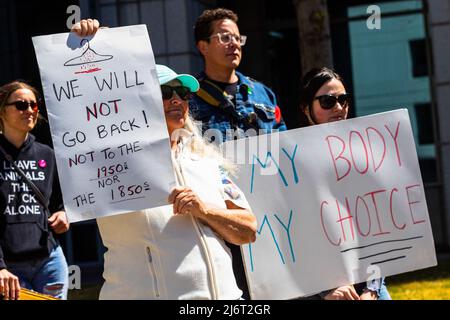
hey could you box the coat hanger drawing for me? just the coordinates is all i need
[64,39,113,74]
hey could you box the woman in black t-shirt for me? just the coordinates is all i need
[0,81,69,300]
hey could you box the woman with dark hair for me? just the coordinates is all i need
[0,81,69,300]
[299,67,391,300]
[299,67,349,126]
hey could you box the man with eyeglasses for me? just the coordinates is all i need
[191,8,287,143]
[191,8,287,300]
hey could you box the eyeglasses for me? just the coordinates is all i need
[208,32,247,46]
[6,100,39,112]
[160,85,191,101]
[314,94,351,110]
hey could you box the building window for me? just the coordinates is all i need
[414,102,434,145]
[409,38,428,77]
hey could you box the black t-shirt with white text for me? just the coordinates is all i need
[0,134,64,268]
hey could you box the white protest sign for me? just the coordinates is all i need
[32,25,175,222]
[224,109,437,299]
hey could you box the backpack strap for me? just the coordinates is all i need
[196,78,225,108]
[195,76,258,130]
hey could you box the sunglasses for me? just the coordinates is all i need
[160,85,191,101]
[314,94,351,110]
[6,100,39,112]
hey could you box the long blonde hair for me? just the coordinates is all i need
[174,115,238,176]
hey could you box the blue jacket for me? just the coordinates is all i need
[190,71,287,142]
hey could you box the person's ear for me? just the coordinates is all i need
[302,105,309,117]
[197,40,209,57]
[304,105,316,125]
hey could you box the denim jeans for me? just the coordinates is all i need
[7,246,69,299]
[378,280,392,300]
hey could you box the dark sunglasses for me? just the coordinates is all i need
[6,100,39,112]
[160,85,191,101]
[314,94,351,110]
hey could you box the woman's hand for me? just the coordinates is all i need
[0,269,20,300]
[71,18,100,37]
[324,285,360,300]
[168,186,207,217]
[360,289,378,300]
[48,211,70,234]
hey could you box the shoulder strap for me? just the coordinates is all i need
[196,77,229,107]
[195,77,258,130]
[0,144,50,213]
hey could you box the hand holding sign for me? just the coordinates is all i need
[71,18,100,37]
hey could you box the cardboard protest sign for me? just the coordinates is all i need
[224,109,437,299]
[33,25,175,222]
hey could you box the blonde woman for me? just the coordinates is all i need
[72,20,256,300]
[95,64,256,299]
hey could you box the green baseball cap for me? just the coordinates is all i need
[156,64,199,92]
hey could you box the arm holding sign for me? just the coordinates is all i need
[169,186,256,245]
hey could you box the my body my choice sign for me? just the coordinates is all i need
[32,25,175,222]
[225,109,437,299]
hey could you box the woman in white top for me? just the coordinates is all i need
[72,19,256,300]
[96,63,257,299]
